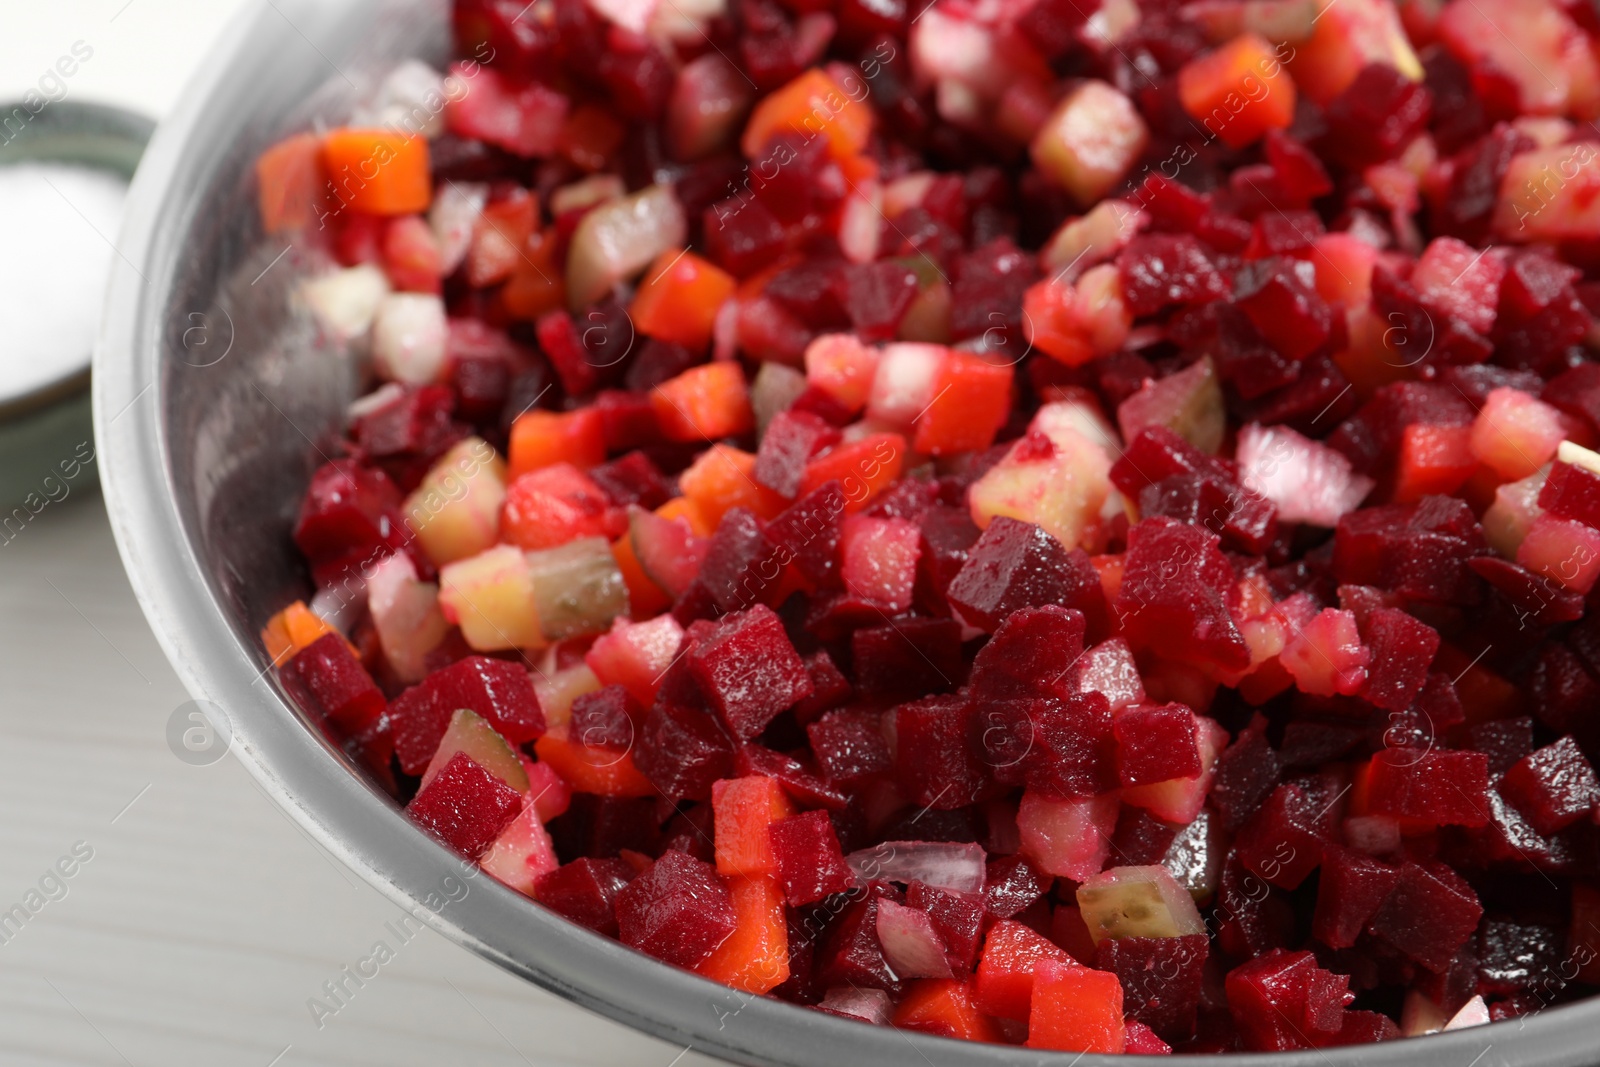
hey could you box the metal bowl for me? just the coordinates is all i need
[93,1,1593,1064]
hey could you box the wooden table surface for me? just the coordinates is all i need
[0,489,727,1067]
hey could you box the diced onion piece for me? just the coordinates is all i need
[1237,422,1374,526]
[751,361,808,438]
[867,343,948,428]
[548,174,626,217]
[875,900,955,979]
[480,802,559,896]
[363,59,450,137]
[1076,864,1206,944]
[300,263,391,340]
[818,986,893,1025]
[566,184,687,310]
[1443,995,1490,1031]
[846,840,987,894]
[366,551,449,682]
[372,292,448,384]
[429,180,486,275]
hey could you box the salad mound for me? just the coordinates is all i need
[257,0,1600,1053]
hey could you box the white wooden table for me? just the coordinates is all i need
[0,490,728,1067]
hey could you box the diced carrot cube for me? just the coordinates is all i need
[631,250,737,351]
[741,68,873,163]
[695,874,790,993]
[498,228,567,320]
[892,979,1001,1042]
[533,734,656,796]
[651,362,755,442]
[678,445,787,524]
[797,433,906,513]
[913,353,1013,455]
[1026,960,1126,1053]
[712,776,796,876]
[974,919,1078,1022]
[1177,34,1296,150]
[256,132,328,233]
[657,495,715,537]
[508,409,607,480]
[321,129,432,215]
[261,600,348,664]
[1393,423,1474,503]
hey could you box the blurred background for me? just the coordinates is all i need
[0,4,720,1064]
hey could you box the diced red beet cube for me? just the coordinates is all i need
[614,849,737,969]
[1539,460,1600,530]
[287,632,386,733]
[697,508,780,616]
[1111,806,1180,866]
[840,260,920,341]
[946,517,1107,633]
[915,503,981,615]
[1209,716,1285,832]
[770,809,857,907]
[1366,861,1483,973]
[735,743,846,810]
[1365,747,1490,828]
[969,605,1086,701]
[895,693,991,810]
[1310,845,1398,950]
[1467,717,1535,782]
[1114,704,1200,787]
[1234,256,1332,361]
[1224,949,1353,1052]
[634,700,736,802]
[983,855,1046,920]
[1108,426,1224,498]
[406,751,524,859]
[588,451,671,510]
[979,692,1117,798]
[390,655,545,774]
[534,857,634,936]
[754,410,842,498]
[688,604,813,740]
[1116,234,1228,318]
[792,649,852,723]
[292,462,405,568]
[1356,607,1441,713]
[818,883,903,990]
[1322,63,1433,168]
[1095,934,1208,1043]
[1234,783,1328,890]
[1499,736,1600,836]
[1215,856,1294,960]
[1116,517,1249,672]
[765,481,847,587]
[851,617,964,700]
[806,708,892,787]
[906,882,987,973]
[569,685,635,751]
[704,195,786,277]
[1478,919,1565,996]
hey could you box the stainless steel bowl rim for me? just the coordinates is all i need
[93,2,1598,1065]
